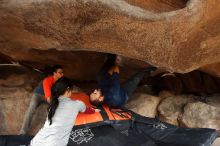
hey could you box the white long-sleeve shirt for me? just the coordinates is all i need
[30,96,86,146]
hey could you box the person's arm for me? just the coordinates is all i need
[76,100,100,114]
[84,107,95,114]
[43,78,53,103]
[84,107,100,114]
[76,100,86,113]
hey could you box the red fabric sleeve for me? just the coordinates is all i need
[43,76,54,100]
[84,107,95,114]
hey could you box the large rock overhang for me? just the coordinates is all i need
[0,0,220,77]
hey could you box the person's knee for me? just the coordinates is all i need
[28,99,40,114]
[30,94,42,104]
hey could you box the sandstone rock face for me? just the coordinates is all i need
[200,63,220,78]
[0,0,220,77]
[0,65,46,135]
[158,95,195,125]
[180,102,220,130]
[0,92,47,135]
[0,53,11,64]
[158,90,175,99]
[207,94,220,108]
[126,93,161,118]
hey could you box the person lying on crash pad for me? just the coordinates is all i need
[89,53,156,107]
[30,77,99,146]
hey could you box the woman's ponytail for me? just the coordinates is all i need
[47,77,73,125]
[47,94,59,125]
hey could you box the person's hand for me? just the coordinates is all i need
[115,55,122,66]
[94,109,101,112]
[46,98,51,103]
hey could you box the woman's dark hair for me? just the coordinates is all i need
[100,54,117,72]
[47,77,73,125]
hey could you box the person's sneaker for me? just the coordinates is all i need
[143,66,157,73]
[141,67,157,80]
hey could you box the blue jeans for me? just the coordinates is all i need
[98,71,147,107]
[121,71,146,97]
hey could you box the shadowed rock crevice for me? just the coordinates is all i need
[0,49,151,81]
[151,70,220,96]
[0,53,12,64]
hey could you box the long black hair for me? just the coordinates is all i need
[47,77,73,125]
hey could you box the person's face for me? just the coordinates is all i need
[90,89,104,103]
[54,68,64,79]
[115,56,122,66]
